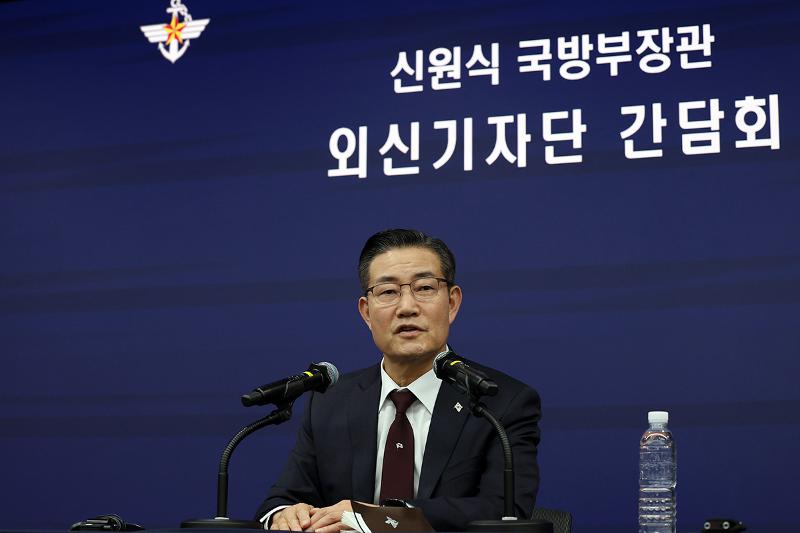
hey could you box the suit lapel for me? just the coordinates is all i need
[417,383,470,499]
[348,365,381,503]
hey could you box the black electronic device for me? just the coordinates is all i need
[434,349,547,533]
[181,362,339,529]
[70,515,143,532]
[241,361,338,407]
[432,349,499,398]
[702,518,747,531]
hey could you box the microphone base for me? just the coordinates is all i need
[181,517,262,529]
[467,519,553,533]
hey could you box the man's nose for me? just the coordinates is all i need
[395,286,420,315]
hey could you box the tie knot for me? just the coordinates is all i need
[389,389,417,414]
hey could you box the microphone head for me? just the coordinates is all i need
[432,349,457,378]
[432,351,499,397]
[309,361,340,390]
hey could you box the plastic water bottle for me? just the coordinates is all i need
[639,411,676,533]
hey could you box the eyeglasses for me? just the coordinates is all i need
[365,277,450,306]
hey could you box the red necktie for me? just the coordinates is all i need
[379,389,417,501]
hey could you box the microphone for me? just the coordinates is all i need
[433,352,544,529]
[183,363,340,529]
[241,362,339,407]
[433,350,498,398]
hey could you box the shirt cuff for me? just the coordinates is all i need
[260,505,289,530]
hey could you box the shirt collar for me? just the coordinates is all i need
[378,346,448,415]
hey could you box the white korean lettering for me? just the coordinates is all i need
[379,123,420,176]
[328,127,368,179]
[543,109,587,164]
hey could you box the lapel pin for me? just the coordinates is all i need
[454,402,463,413]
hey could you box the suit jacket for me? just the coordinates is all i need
[255,362,541,531]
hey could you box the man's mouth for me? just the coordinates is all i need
[394,324,424,336]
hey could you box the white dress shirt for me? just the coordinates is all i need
[373,359,442,504]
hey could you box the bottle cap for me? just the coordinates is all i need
[648,411,669,424]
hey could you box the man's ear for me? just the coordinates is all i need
[358,296,372,331]
[448,285,462,324]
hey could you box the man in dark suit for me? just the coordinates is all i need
[257,229,540,532]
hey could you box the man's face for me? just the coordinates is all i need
[358,246,462,364]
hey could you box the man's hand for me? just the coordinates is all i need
[306,500,353,533]
[269,503,315,531]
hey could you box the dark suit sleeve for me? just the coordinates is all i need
[408,385,541,531]
[254,393,325,520]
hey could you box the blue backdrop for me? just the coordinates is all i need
[1,1,798,531]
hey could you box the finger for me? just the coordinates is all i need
[308,508,329,527]
[314,522,344,533]
[298,507,312,528]
[309,511,337,530]
[287,513,303,532]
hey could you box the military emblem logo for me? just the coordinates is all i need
[140,0,210,64]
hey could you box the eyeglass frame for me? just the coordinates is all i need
[364,277,452,304]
